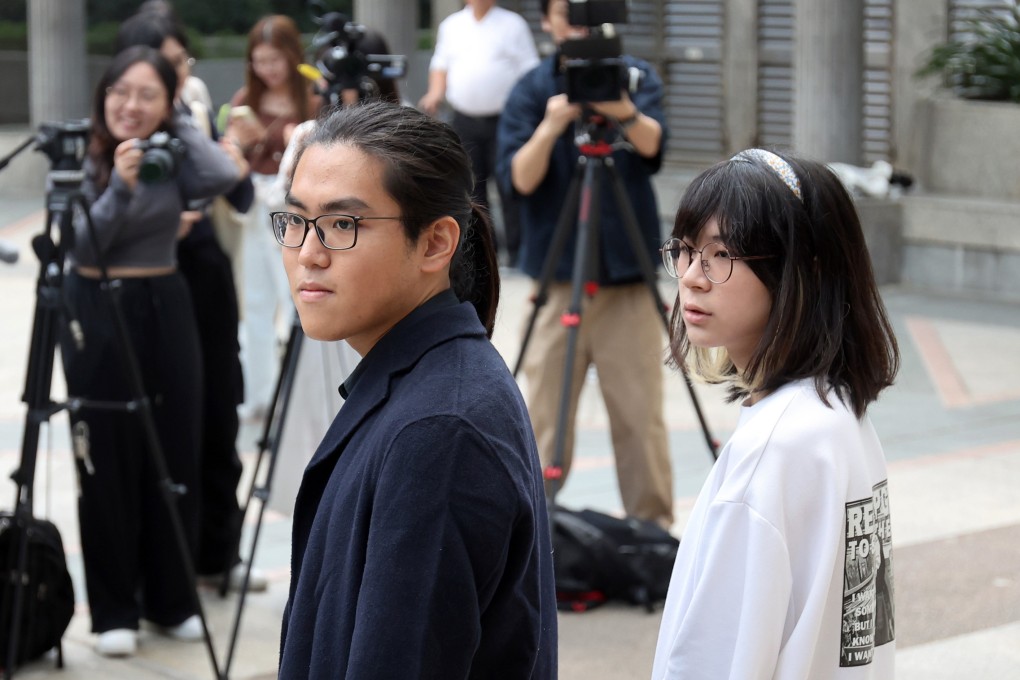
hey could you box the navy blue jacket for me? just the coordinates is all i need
[279,294,558,679]
[496,54,668,285]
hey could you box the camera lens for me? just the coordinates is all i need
[139,147,174,183]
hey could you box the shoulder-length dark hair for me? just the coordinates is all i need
[243,15,313,121]
[667,149,900,417]
[289,101,500,336]
[88,45,177,192]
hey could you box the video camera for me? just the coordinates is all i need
[134,131,185,184]
[560,0,631,104]
[35,120,90,175]
[310,9,407,105]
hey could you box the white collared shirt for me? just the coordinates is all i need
[430,5,540,117]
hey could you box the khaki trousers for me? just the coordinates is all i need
[522,282,674,526]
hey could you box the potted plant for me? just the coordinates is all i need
[913,0,1020,200]
[917,1,1020,102]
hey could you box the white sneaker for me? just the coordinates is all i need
[228,562,269,593]
[96,629,137,657]
[161,614,204,642]
[199,562,269,593]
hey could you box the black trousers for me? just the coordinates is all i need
[60,271,202,632]
[177,232,245,575]
[451,110,521,264]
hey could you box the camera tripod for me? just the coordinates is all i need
[512,116,718,510]
[0,128,221,678]
[220,313,301,678]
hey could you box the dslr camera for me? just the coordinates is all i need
[561,0,632,103]
[134,131,185,184]
[310,9,407,105]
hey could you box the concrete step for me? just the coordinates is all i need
[900,193,1020,301]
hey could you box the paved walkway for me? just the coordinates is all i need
[1,194,1019,678]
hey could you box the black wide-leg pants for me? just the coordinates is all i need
[177,234,245,575]
[60,270,202,633]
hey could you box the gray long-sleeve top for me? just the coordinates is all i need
[70,113,241,270]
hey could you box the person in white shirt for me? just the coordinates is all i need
[653,149,901,679]
[419,0,539,266]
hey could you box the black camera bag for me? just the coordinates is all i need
[552,505,679,613]
[0,511,74,667]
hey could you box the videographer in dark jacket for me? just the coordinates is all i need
[60,46,244,658]
[496,0,674,528]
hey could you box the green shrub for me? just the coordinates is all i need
[917,1,1020,103]
[0,20,26,50]
[86,22,121,55]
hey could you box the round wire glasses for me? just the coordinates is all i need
[659,237,774,283]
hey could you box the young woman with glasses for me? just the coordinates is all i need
[275,101,556,678]
[60,45,244,658]
[115,5,268,599]
[652,149,900,679]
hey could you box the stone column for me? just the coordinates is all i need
[354,0,419,73]
[723,0,758,154]
[28,0,88,127]
[433,0,463,33]
[793,0,864,164]
[892,0,947,170]
[354,0,421,102]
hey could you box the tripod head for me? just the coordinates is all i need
[37,120,91,213]
[0,120,92,353]
[574,109,628,158]
[0,119,90,215]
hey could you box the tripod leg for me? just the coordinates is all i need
[222,312,302,597]
[6,228,65,675]
[546,158,602,507]
[98,279,223,678]
[602,159,719,460]
[512,159,586,378]
[223,314,305,678]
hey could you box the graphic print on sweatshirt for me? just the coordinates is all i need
[840,479,895,667]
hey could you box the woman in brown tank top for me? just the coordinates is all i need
[224,15,322,420]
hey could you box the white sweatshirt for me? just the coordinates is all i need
[652,379,895,679]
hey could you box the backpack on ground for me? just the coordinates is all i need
[551,505,679,613]
[0,511,75,669]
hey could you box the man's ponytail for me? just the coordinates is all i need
[451,204,500,337]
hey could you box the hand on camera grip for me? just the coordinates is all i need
[113,139,143,190]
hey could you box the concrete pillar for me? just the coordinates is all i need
[28,0,88,127]
[793,0,864,164]
[723,0,758,154]
[354,0,421,102]
[354,0,419,73]
[892,0,947,170]
[433,0,463,33]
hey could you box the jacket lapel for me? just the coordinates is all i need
[295,302,486,503]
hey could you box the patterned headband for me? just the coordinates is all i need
[730,149,803,201]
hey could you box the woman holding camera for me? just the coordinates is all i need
[61,45,243,658]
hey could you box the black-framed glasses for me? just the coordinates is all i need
[659,237,774,283]
[270,212,403,251]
